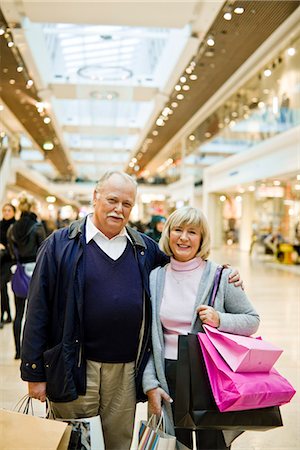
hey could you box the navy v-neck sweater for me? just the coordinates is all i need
[83,240,143,363]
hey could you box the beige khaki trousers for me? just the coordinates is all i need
[51,360,136,450]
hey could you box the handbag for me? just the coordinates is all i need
[138,413,176,450]
[174,334,283,432]
[203,324,283,372]
[11,261,31,298]
[0,396,71,450]
[198,333,296,412]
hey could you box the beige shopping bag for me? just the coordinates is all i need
[0,408,70,450]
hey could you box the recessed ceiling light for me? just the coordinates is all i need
[287,47,296,56]
[171,102,178,108]
[189,134,195,141]
[223,12,232,20]
[207,37,215,47]
[180,76,186,83]
[264,69,272,77]
[189,74,197,81]
[43,141,54,151]
[234,7,244,14]
[176,94,184,100]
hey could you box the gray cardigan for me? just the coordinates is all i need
[142,260,260,441]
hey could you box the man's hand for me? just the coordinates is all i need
[223,264,244,290]
[146,387,173,416]
[28,382,47,402]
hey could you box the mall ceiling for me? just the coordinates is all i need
[1,0,300,192]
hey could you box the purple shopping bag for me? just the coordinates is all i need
[198,333,296,412]
[203,325,283,372]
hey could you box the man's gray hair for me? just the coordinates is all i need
[95,171,138,193]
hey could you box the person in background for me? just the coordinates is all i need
[143,206,260,450]
[7,192,46,359]
[146,215,167,243]
[0,203,16,328]
[20,172,242,450]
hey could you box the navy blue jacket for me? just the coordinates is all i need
[20,217,169,402]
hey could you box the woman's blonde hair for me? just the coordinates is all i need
[159,206,211,260]
[17,191,38,213]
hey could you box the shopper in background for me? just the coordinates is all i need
[0,203,16,328]
[7,192,46,359]
[20,172,243,450]
[146,215,167,242]
[143,206,260,450]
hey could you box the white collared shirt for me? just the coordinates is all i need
[85,214,131,260]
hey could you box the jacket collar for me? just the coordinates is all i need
[68,217,146,250]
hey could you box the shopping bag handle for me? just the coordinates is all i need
[14,394,53,418]
[146,411,165,432]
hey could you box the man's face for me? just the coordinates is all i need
[92,174,136,239]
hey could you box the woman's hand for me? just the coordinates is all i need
[223,264,244,290]
[197,305,220,327]
[28,381,47,402]
[146,387,173,416]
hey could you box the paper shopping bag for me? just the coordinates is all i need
[174,334,283,433]
[57,415,104,450]
[203,324,283,372]
[0,408,69,450]
[138,414,176,450]
[198,333,296,412]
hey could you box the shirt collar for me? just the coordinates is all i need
[85,214,130,243]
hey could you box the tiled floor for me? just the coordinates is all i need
[0,247,299,449]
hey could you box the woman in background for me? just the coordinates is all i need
[7,192,46,359]
[143,206,260,450]
[0,203,16,327]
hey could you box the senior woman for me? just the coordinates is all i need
[142,206,260,450]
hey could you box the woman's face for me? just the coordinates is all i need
[2,205,15,220]
[169,223,201,262]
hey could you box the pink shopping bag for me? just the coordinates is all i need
[197,333,296,412]
[203,324,282,372]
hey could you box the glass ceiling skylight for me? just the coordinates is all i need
[41,23,186,87]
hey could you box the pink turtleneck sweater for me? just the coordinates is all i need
[160,256,206,360]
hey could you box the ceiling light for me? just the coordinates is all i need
[189,74,197,81]
[9,79,15,84]
[273,180,281,186]
[205,132,211,138]
[132,157,137,163]
[26,79,33,88]
[264,69,272,77]
[180,76,187,83]
[287,47,296,56]
[207,36,215,47]
[175,85,181,91]
[17,66,23,72]
[223,12,232,20]
[152,130,158,136]
[129,162,134,168]
[171,102,178,108]
[189,134,195,141]
[46,196,56,203]
[0,28,5,36]
[220,195,226,202]
[182,85,190,91]
[7,41,14,47]
[43,117,51,124]
[185,67,192,74]
[248,186,255,191]
[297,174,300,181]
[156,118,165,126]
[176,94,184,100]
[43,141,54,151]
[234,7,244,14]
[0,105,4,111]
[258,101,265,109]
